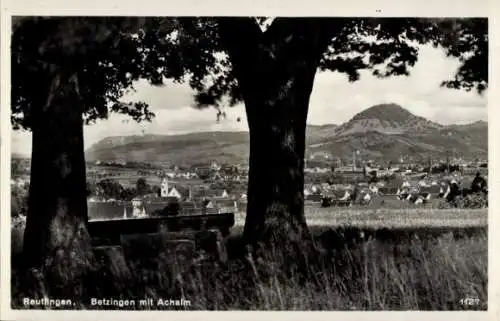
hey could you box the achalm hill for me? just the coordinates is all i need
[85,104,487,165]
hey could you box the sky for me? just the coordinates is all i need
[11,43,487,157]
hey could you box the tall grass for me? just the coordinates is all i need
[10,210,487,311]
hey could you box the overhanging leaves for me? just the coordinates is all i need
[11,17,488,130]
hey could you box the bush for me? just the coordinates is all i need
[439,193,488,209]
[11,184,29,217]
[11,215,27,255]
[455,193,488,209]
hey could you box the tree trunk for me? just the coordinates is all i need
[215,19,336,273]
[239,54,322,274]
[243,90,310,242]
[216,19,334,248]
[22,71,92,296]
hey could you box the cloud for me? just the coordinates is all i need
[122,78,195,111]
[307,44,487,125]
[83,105,248,146]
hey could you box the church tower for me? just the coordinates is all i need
[161,178,169,198]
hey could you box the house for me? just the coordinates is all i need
[334,166,364,174]
[160,178,170,197]
[178,201,198,215]
[378,187,400,196]
[418,180,431,187]
[420,185,441,196]
[214,199,238,213]
[401,192,428,205]
[304,184,322,197]
[359,191,372,205]
[202,199,215,209]
[321,189,353,207]
[131,197,142,207]
[87,196,103,203]
[195,188,230,200]
[180,201,197,210]
[160,178,191,200]
[414,195,425,205]
[369,184,379,194]
[401,181,411,188]
[210,161,221,171]
[306,193,323,202]
[439,183,451,198]
[167,186,182,199]
[417,191,432,201]
[329,189,351,201]
[131,197,146,217]
[321,183,331,191]
[404,192,416,202]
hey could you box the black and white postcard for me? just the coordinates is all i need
[1,0,498,320]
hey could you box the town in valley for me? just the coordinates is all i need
[11,104,488,221]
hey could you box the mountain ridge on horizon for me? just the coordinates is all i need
[87,103,486,141]
[82,103,488,165]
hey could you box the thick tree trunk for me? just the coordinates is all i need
[243,115,311,263]
[239,66,322,280]
[243,84,312,247]
[239,57,321,275]
[216,19,335,267]
[216,19,333,243]
[22,71,92,294]
[215,19,341,277]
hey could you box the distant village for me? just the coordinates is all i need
[10,153,488,219]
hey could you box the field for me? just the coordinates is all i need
[234,205,487,228]
[86,165,207,189]
[10,207,488,310]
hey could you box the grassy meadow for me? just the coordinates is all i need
[10,206,488,310]
[235,206,487,229]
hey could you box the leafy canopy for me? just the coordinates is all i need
[11,17,487,130]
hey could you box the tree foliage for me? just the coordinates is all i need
[428,18,488,93]
[96,178,124,199]
[12,17,487,131]
[11,183,29,217]
[189,18,488,109]
[136,177,150,196]
[11,17,220,130]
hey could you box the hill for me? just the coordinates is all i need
[334,103,443,136]
[85,131,250,166]
[307,128,487,163]
[85,104,487,165]
[85,124,338,166]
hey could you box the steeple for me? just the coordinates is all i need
[161,177,169,198]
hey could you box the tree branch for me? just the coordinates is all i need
[216,17,263,64]
[215,18,265,101]
[263,18,347,65]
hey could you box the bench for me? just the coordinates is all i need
[88,212,235,263]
